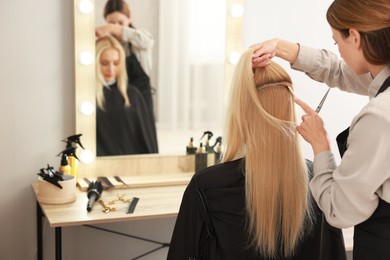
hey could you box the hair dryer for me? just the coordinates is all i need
[87,180,103,212]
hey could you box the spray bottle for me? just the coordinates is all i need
[200,131,214,153]
[57,152,71,175]
[212,136,223,164]
[58,147,80,182]
[61,134,84,182]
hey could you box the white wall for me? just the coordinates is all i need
[243,0,368,163]
[0,0,73,259]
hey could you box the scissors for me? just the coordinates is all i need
[315,88,331,113]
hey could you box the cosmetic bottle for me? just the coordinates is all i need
[61,134,84,183]
[59,147,79,182]
[214,142,222,164]
[186,137,197,155]
[195,143,208,172]
[58,153,71,175]
[210,136,223,164]
[200,131,214,153]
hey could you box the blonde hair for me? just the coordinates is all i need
[95,35,130,110]
[223,49,312,257]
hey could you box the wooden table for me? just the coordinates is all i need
[33,182,188,260]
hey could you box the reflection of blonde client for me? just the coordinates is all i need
[95,35,158,156]
[96,0,155,118]
[167,49,346,259]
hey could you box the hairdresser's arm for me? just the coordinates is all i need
[292,45,370,95]
[252,38,370,95]
[252,38,299,67]
[95,24,154,50]
[95,23,122,39]
[121,27,154,50]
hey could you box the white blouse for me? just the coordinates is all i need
[292,45,390,228]
[121,26,154,77]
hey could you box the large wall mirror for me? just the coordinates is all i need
[74,0,244,176]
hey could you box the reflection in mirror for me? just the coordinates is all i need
[74,0,244,175]
[95,35,159,156]
[95,0,228,156]
[95,0,159,156]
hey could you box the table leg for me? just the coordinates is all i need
[55,227,62,260]
[37,201,43,260]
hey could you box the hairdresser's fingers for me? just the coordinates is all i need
[252,55,272,68]
[301,114,309,121]
[294,97,316,115]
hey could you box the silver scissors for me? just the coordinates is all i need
[315,88,330,113]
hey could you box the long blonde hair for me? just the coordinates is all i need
[223,49,312,257]
[95,35,130,110]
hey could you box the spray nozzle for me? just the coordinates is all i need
[63,134,84,149]
[58,147,80,161]
[60,153,69,166]
[212,136,222,148]
[200,131,213,142]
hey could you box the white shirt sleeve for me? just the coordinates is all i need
[310,107,390,228]
[121,27,154,49]
[291,45,371,96]
[121,27,154,77]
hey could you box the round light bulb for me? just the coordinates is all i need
[229,51,240,65]
[80,100,95,116]
[231,4,244,18]
[80,149,94,164]
[79,0,94,14]
[79,51,94,65]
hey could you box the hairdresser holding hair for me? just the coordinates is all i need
[168,49,346,260]
[252,0,390,259]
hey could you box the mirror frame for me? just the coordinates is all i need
[74,0,244,177]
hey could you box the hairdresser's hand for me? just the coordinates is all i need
[294,97,330,155]
[95,24,122,39]
[251,39,279,68]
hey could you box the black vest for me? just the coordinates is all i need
[336,76,390,260]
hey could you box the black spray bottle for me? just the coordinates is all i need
[200,131,214,153]
[212,136,223,164]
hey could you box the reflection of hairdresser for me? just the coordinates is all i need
[167,49,346,259]
[95,35,158,156]
[252,0,390,259]
[96,0,155,118]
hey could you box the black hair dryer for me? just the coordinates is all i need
[87,180,103,212]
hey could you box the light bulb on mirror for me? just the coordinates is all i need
[80,149,94,164]
[230,4,244,18]
[80,100,95,116]
[78,0,94,14]
[79,51,94,65]
[229,51,241,65]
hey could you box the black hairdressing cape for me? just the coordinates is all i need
[167,158,347,260]
[96,82,158,156]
